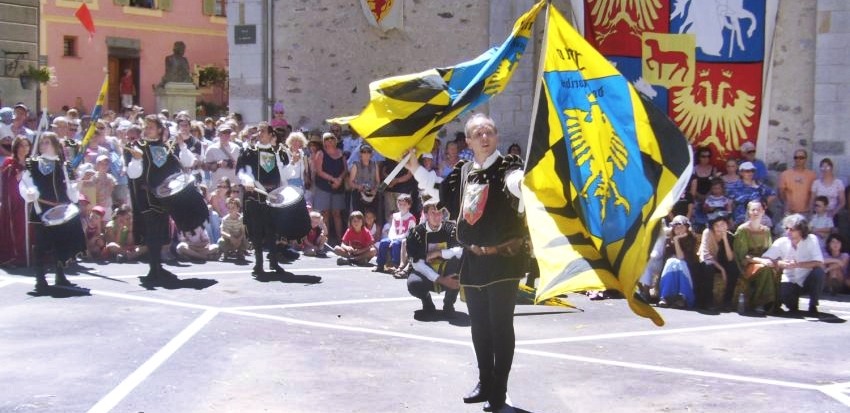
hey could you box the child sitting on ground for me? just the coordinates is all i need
[176,226,220,262]
[104,205,144,262]
[217,197,249,261]
[334,210,377,266]
[84,206,106,260]
[302,211,328,257]
[374,194,417,273]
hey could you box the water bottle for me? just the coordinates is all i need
[737,292,746,315]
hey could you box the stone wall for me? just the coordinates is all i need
[271,0,489,135]
[228,0,267,124]
[0,0,38,110]
[812,0,850,180]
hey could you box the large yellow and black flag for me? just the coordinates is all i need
[523,5,693,326]
[330,1,545,161]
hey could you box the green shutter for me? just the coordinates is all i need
[202,0,215,16]
[114,0,130,6]
[159,0,172,11]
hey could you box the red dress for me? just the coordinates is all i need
[0,158,28,266]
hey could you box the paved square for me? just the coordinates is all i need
[1,256,848,413]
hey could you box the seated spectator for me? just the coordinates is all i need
[176,226,220,262]
[702,178,732,219]
[93,154,117,222]
[104,206,144,262]
[657,215,698,308]
[727,161,777,226]
[84,206,106,261]
[375,194,417,273]
[406,200,462,316]
[364,209,380,245]
[822,233,848,296]
[217,197,249,262]
[732,200,777,314]
[333,211,377,266]
[720,158,740,186]
[698,213,740,310]
[302,211,328,257]
[810,196,834,248]
[739,141,769,184]
[209,177,231,219]
[759,214,825,315]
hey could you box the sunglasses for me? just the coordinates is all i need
[699,154,711,158]
[794,156,806,160]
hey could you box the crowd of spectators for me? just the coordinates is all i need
[644,145,850,316]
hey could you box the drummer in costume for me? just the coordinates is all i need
[236,122,295,275]
[19,132,86,293]
[126,115,199,284]
[406,114,525,412]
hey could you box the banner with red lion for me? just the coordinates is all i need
[571,0,778,164]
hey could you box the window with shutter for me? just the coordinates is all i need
[158,0,172,11]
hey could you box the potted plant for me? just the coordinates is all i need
[19,65,55,89]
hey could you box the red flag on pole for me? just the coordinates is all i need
[75,3,96,39]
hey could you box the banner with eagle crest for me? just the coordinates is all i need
[524,4,693,326]
[360,0,404,31]
[571,0,778,165]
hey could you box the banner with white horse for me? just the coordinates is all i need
[570,0,778,165]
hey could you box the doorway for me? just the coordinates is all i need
[108,56,140,112]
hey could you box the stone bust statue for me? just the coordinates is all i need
[159,41,193,86]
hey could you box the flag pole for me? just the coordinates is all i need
[377,151,413,192]
[523,0,552,166]
[71,73,108,169]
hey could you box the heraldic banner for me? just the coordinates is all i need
[360,0,404,32]
[571,0,778,164]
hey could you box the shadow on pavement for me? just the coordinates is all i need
[252,272,322,285]
[27,285,92,298]
[413,309,471,326]
[139,276,219,291]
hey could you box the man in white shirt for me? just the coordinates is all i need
[204,123,240,185]
[759,214,826,314]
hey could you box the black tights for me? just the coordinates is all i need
[464,280,519,387]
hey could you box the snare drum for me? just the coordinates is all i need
[40,203,86,261]
[154,172,209,232]
[267,186,311,239]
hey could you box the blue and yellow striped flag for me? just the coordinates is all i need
[330,1,545,161]
[71,73,109,168]
[523,5,693,326]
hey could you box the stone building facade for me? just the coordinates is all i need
[229,0,848,179]
[0,0,39,110]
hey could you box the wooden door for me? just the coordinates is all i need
[107,57,120,111]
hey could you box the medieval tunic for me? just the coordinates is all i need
[235,142,290,244]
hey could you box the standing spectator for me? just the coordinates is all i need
[698,214,740,310]
[823,234,849,295]
[657,215,698,309]
[777,149,816,216]
[119,68,136,109]
[727,161,777,226]
[810,196,834,248]
[270,102,289,130]
[690,146,718,231]
[380,158,417,224]
[11,103,34,141]
[0,107,14,147]
[440,140,461,179]
[454,131,473,161]
[284,132,311,203]
[720,159,740,187]
[507,143,522,157]
[732,200,776,314]
[348,144,380,216]
[313,132,347,242]
[0,136,30,266]
[810,158,845,218]
[739,141,768,184]
[204,123,240,184]
[93,155,117,222]
[759,214,825,315]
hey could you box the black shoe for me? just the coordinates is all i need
[442,304,455,316]
[252,265,265,275]
[269,262,287,274]
[34,277,49,294]
[463,382,490,404]
[485,394,506,412]
[158,268,179,281]
[280,248,300,261]
[808,305,819,316]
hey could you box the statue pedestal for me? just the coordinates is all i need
[155,82,201,118]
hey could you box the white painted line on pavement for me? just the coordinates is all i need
[514,347,823,391]
[0,280,17,289]
[88,289,216,311]
[515,317,833,345]
[87,309,219,413]
[65,266,368,281]
[224,309,472,347]
[820,383,850,408]
[228,296,418,311]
